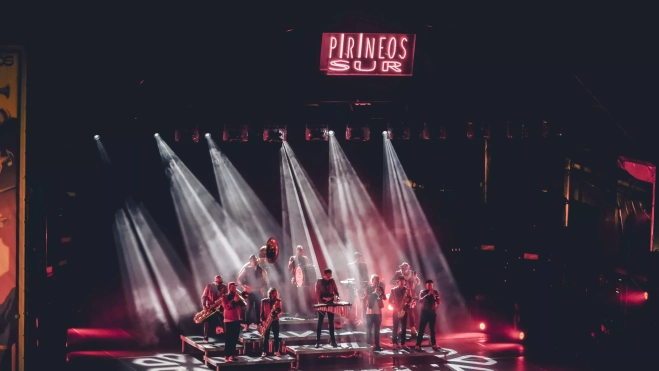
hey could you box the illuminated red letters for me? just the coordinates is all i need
[319,33,416,76]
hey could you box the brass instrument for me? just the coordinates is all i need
[397,289,415,319]
[0,84,9,99]
[235,289,249,306]
[259,299,282,336]
[265,237,279,264]
[194,298,224,324]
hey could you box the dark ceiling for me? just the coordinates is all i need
[2,3,658,177]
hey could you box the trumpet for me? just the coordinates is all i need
[235,289,248,305]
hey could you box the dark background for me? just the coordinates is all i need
[2,2,658,369]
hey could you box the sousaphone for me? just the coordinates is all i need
[265,237,279,264]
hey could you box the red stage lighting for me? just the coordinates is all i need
[479,322,486,331]
[519,332,525,340]
[644,292,649,300]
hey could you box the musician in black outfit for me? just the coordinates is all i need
[389,275,413,349]
[415,280,441,350]
[315,268,340,348]
[364,274,386,351]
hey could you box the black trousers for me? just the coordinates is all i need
[392,311,408,345]
[365,314,382,346]
[262,320,280,352]
[203,312,223,338]
[245,292,261,325]
[416,310,437,346]
[316,311,336,342]
[224,321,241,356]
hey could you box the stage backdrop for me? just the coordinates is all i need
[0,47,24,371]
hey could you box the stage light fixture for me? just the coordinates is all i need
[154,133,160,138]
[479,322,486,331]
[422,122,447,140]
[644,292,649,300]
[346,123,370,141]
[204,133,211,139]
[519,331,525,340]
[263,125,286,142]
[467,121,491,139]
[223,125,248,142]
[329,130,334,136]
[382,131,388,135]
[175,125,200,143]
[305,124,329,141]
[94,135,100,140]
[387,122,410,140]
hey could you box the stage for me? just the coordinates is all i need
[66,327,585,371]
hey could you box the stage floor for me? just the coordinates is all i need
[63,328,603,371]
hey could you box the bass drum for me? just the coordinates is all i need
[294,265,317,287]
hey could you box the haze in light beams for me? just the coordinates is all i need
[281,142,348,278]
[207,138,282,244]
[155,136,254,291]
[114,201,197,345]
[383,138,470,333]
[328,135,403,282]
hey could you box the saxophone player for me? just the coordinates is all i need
[200,275,227,342]
[222,282,247,362]
[415,280,441,350]
[364,274,386,351]
[389,276,412,349]
[260,288,283,357]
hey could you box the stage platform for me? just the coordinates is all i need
[369,346,450,365]
[279,316,318,326]
[205,354,296,371]
[285,342,371,369]
[239,328,367,351]
[180,335,245,363]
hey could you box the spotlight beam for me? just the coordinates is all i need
[328,136,403,281]
[207,138,282,244]
[156,136,247,290]
[282,142,347,277]
[383,137,470,333]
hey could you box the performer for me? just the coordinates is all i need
[221,282,246,362]
[391,262,421,337]
[258,246,269,270]
[415,280,441,350]
[200,275,228,342]
[364,274,386,351]
[389,276,413,349]
[288,245,310,282]
[260,288,283,357]
[346,252,368,324]
[315,268,340,348]
[237,255,269,328]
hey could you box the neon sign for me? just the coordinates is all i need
[319,33,416,76]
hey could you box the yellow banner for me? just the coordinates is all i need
[0,48,22,370]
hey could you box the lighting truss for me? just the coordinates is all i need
[346,123,370,141]
[223,124,249,142]
[263,125,287,142]
[422,122,447,140]
[305,124,329,141]
[386,122,410,140]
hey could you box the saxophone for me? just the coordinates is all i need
[194,298,224,324]
[397,288,415,319]
[260,299,282,336]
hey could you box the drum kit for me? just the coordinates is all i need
[293,264,317,287]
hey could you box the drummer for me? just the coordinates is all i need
[288,245,311,282]
[288,245,312,316]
